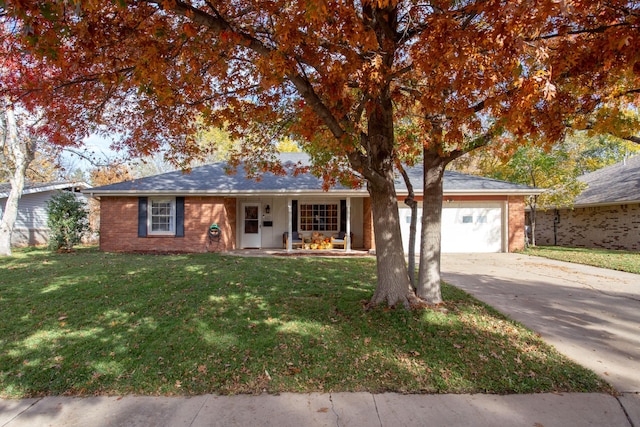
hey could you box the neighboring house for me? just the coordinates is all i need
[0,181,90,247]
[535,155,640,251]
[84,153,539,254]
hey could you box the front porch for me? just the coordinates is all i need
[236,195,371,252]
[227,248,373,257]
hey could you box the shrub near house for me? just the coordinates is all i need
[47,191,90,251]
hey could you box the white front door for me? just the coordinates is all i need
[241,203,261,248]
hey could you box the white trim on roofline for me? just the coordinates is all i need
[435,189,545,196]
[84,189,370,198]
[85,187,541,198]
[0,182,90,199]
[552,199,640,209]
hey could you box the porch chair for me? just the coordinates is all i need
[283,231,304,249]
[330,231,348,251]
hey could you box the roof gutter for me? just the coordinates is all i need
[548,199,640,209]
[82,189,370,198]
[84,188,541,198]
[396,189,544,197]
[2,182,90,198]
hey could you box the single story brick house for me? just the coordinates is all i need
[535,155,640,251]
[84,154,538,254]
[0,181,89,246]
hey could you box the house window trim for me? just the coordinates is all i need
[147,197,176,236]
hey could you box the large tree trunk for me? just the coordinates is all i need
[0,102,35,256]
[416,151,447,304]
[0,186,22,256]
[367,170,415,308]
[353,88,414,308]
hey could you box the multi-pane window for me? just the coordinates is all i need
[299,203,338,232]
[149,198,175,234]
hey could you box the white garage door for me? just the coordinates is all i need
[399,202,504,253]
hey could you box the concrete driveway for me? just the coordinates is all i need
[440,253,640,394]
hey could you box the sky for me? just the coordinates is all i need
[60,134,124,175]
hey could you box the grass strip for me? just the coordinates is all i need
[0,247,612,397]
[525,246,640,274]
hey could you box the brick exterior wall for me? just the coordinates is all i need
[535,203,640,251]
[508,196,525,252]
[99,194,528,253]
[99,196,236,253]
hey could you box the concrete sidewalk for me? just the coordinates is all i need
[1,392,637,427]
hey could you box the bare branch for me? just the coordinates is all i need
[526,22,636,41]
[63,147,121,168]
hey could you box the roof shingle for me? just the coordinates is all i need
[86,154,537,196]
[575,155,640,206]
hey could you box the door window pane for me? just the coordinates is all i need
[245,206,259,234]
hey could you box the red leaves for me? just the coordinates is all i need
[1,0,637,171]
[182,22,198,37]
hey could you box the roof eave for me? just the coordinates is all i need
[563,199,640,209]
[1,182,90,198]
[83,189,370,198]
[396,189,542,196]
[85,187,540,198]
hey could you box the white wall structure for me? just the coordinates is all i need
[0,182,89,246]
[399,202,504,254]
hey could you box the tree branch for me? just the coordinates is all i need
[145,0,272,56]
[149,1,347,142]
[448,125,500,160]
[395,159,417,287]
[526,22,635,41]
[287,74,345,140]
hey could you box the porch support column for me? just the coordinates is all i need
[346,197,352,251]
[287,198,292,251]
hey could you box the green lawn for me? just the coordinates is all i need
[525,246,640,274]
[0,247,611,398]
